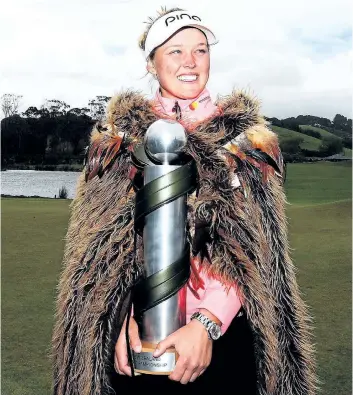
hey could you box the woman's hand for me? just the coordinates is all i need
[114,316,141,376]
[153,318,213,384]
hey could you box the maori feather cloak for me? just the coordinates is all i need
[51,89,319,395]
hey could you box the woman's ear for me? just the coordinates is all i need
[146,60,157,77]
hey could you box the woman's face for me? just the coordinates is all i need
[148,27,210,100]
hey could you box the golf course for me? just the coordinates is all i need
[2,161,352,395]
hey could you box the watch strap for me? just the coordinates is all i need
[190,312,219,339]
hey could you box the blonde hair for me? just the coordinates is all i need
[138,7,184,59]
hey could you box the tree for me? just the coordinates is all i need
[88,96,111,121]
[333,114,352,132]
[22,106,41,118]
[42,99,70,117]
[298,127,321,139]
[319,136,344,156]
[333,114,347,129]
[342,136,352,149]
[1,114,29,158]
[67,107,90,117]
[280,137,303,154]
[1,93,23,117]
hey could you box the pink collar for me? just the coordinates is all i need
[153,88,218,124]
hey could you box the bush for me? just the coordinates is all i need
[342,137,352,149]
[298,128,322,139]
[301,148,326,158]
[58,186,68,199]
[282,152,305,163]
[319,136,344,156]
[280,137,304,154]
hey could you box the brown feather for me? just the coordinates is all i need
[102,136,123,170]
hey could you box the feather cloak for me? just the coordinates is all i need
[51,89,319,395]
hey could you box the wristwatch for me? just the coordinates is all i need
[190,311,222,340]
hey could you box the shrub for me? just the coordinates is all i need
[298,128,322,139]
[301,148,326,158]
[280,137,304,154]
[282,152,305,163]
[58,185,68,199]
[319,136,344,156]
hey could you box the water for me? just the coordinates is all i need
[1,170,81,199]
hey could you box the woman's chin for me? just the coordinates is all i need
[174,85,204,100]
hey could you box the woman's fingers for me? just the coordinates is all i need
[128,318,142,353]
[114,353,125,375]
[180,368,197,385]
[115,323,132,376]
[114,317,143,376]
[153,333,175,358]
[168,354,188,381]
[189,368,205,383]
[116,348,132,376]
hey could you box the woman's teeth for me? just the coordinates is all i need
[177,75,198,82]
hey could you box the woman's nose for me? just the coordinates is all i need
[182,53,196,68]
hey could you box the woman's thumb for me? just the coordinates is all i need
[153,335,174,358]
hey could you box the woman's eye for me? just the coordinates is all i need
[169,49,181,55]
[196,49,207,54]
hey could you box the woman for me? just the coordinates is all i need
[51,7,319,395]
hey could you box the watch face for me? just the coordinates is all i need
[209,323,221,340]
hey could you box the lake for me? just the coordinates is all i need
[1,170,81,199]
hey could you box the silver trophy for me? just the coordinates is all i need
[132,119,193,375]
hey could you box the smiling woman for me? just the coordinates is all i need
[146,28,211,100]
[51,6,319,395]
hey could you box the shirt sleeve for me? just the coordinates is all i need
[197,276,243,334]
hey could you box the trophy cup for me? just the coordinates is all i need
[131,119,197,375]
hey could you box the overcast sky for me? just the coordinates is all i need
[1,0,352,120]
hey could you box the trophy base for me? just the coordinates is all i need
[132,341,178,375]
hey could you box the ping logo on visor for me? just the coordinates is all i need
[143,10,217,60]
[165,14,202,27]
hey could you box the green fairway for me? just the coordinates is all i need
[288,199,352,395]
[2,161,352,395]
[1,198,70,395]
[284,161,352,205]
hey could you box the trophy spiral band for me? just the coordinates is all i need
[131,120,197,375]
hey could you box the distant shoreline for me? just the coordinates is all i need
[2,164,83,172]
[1,194,72,199]
[2,156,351,173]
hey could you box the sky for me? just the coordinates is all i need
[0,0,352,120]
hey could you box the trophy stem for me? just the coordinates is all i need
[132,165,187,375]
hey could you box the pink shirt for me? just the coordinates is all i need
[153,87,218,125]
[151,88,243,334]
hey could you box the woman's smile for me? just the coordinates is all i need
[177,74,199,82]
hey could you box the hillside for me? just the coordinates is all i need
[271,125,321,150]
[300,125,341,140]
[300,125,352,157]
[271,125,352,157]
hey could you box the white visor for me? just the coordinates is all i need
[144,10,217,59]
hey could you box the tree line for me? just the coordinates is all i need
[1,93,352,169]
[1,94,110,169]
